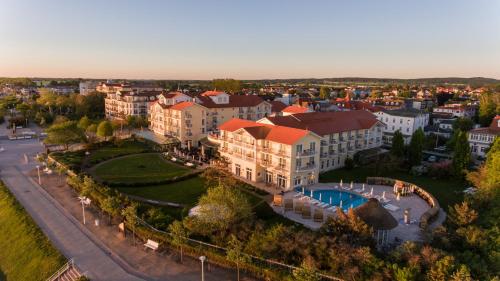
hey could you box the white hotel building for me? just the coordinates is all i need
[213,111,384,190]
[375,109,429,145]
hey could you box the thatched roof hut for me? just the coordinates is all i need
[354,198,398,230]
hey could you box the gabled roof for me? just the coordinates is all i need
[161,91,185,99]
[197,95,267,108]
[470,115,500,135]
[270,101,287,113]
[201,90,226,97]
[282,105,310,114]
[170,101,196,111]
[219,118,317,145]
[263,111,381,136]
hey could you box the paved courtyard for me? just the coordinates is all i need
[272,182,437,242]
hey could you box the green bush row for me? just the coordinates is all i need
[103,170,203,187]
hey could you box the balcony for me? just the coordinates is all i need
[330,139,338,144]
[276,150,289,157]
[357,134,364,139]
[349,135,355,140]
[320,153,329,159]
[339,137,345,142]
[296,149,315,157]
[273,165,288,172]
[339,148,346,153]
[245,155,255,161]
[347,146,354,151]
[261,146,273,153]
[260,160,272,167]
[296,163,316,172]
[320,140,328,146]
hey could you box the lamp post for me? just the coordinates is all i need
[199,256,206,281]
[35,165,41,185]
[78,196,91,225]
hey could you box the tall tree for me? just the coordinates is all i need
[408,128,425,166]
[226,235,250,281]
[44,121,85,150]
[319,86,330,100]
[168,220,189,263]
[478,93,499,126]
[77,116,91,131]
[452,130,471,176]
[97,120,113,140]
[101,196,121,224]
[453,117,474,132]
[121,203,138,245]
[391,130,405,157]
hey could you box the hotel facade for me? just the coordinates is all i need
[212,110,385,190]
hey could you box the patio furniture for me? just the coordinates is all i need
[284,199,294,211]
[144,239,159,251]
[302,204,311,219]
[294,201,304,214]
[313,209,324,222]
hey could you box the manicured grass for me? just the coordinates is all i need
[50,150,86,171]
[319,166,466,208]
[0,182,65,281]
[117,177,206,206]
[88,140,151,165]
[94,153,190,184]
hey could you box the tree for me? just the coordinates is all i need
[426,256,456,281]
[168,220,189,263]
[45,121,85,150]
[101,196,121,224]
[78,116,91,131]
[452,130,471,176]
[121,203,138,245]
[408,128,425,166]
[448,202,478,227]
[226,235,250,281]
[15,103,30,118]
[450,265,474,281]
[319,86,330,100]
[453,117,474,132]
[344,156,355,169]
[80,176,96,198]
[97,120,113,140]
[195,184,252,234]
[478,93,499,126]
[211,79,241,93]
[391,130,405,158]
[292,257,320,281]
[86,123,97,134]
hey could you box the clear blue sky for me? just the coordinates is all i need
[1,0,499,79]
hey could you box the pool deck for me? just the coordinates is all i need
[271,182,433,242]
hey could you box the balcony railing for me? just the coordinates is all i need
[296,163,316,172]
[320,140,328,146]
[274,165,287,171]
[296,149,315,157]
[260,160,272,167]
[320,153,329,158]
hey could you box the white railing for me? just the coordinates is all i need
[46,258,74,281]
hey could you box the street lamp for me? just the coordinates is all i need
[78,196,92,225]
[35,165,41,185]
[199,256,206,281]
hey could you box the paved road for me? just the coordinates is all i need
[0,137,145,281]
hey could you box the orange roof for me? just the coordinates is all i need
[219,118,315,145]
[282,105,310,114]
[198,95,266,108]
[201,90,226,97]
[264,111,381,136]
[170,101,196,111]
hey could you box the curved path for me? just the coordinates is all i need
[0,138,145,281]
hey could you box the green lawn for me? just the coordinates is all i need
[50,150,86,171]
[93,153,190,184]
[319,166,466,208]
[88,140,151,165]
[0,182,65,281]
[117,177,206,206]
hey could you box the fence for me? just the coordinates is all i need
[366,177,440,229]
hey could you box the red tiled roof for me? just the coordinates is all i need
[263,111,381,136]
[170,101,196,111]
[198,95,266,108]
[270,101,287,113]
[161,91,184,99]
[201,90,226,97]
[282,105,309,114]
[471,115,500,135]
[219,118,314,145]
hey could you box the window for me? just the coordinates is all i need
[294,177,301,186]
[310,142,315,151]
[277,175,287,188]
[235,164,241,176]
[296,144,302,154]
[296,158,301,168]
[246,168,252,180]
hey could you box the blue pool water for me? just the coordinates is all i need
[296,188,367,211]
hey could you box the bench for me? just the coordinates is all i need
[144,239,159,251]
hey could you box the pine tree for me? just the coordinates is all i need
[452,130,471,176]
[408,128,425,166]
[391,130,405,158]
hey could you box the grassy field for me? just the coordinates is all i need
[94,153,190,184]
[319,166,466,208]
[50,150,86,171]
[117,177,206,206]
[0,182,65,281]
[88,139,151,165]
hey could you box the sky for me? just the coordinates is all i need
[0,0,499,80]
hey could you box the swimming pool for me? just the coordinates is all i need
[296,188,367,211]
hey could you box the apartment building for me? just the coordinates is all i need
[468,115,499,158]
[79,81,99,95]
[216,119,322,190]
[149,91,271,147]
[433,104,476,118]
[259,110,384,171]
[104,90,160,119]
[375,109,429,145]
[97,82,163,94]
